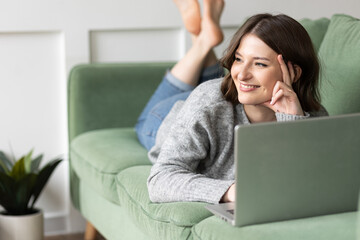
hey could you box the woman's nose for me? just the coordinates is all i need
[237,65,252,81]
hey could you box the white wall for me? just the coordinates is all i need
[0,0,359,235]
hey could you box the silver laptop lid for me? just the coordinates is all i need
[234,113,360,227]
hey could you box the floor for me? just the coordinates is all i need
[45,232,106,240]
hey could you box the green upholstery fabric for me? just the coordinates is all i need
[116,166,213,240]
[78,180,149,240]
[71,128,150,204]
[300,17,330,52]
[68,62,174,141]
[192,212,358,240]
[318,14,360,115]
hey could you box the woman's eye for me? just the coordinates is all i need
[234,57,242,62]
[255,62,267,67]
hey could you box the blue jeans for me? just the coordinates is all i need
[135,63,224,150]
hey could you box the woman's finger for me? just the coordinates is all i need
[271,82,297,105]
[278,55,294,86]
[270,89,284,105]
[271,81,292,99]
[278,55,291,86]
[287,62,295,84]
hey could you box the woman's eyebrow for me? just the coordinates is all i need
[253,57,270,61]
[235,52,270,61]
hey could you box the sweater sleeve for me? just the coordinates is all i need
[147,107,234,204]
[275,111,311,121]
[275,104,329,121]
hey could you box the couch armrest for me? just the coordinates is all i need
[68,62,174,141]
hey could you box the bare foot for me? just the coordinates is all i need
[200,0,224,48]
[174,0,202,35]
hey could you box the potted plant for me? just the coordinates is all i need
[0,149,62,240]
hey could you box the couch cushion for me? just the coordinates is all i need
[192,212,358,240]
[318,14,360,115]
[300,17,330,52]
[71,128,150,204]
[116,165,213,240]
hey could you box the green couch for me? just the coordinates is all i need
[68,14,360,240]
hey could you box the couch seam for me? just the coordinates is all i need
[191,225,202,240]
[70,130,151,174]
[116,173,200,228]
[71,147,121,175]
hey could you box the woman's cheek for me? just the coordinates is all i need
[230,65,237,81]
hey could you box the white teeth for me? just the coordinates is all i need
[241,83,259,89]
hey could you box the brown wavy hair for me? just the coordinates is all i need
[220,13,321,112]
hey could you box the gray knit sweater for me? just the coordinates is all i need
[147,78,328,204]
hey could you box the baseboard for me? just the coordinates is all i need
[44,208,86,236]
[44,213,68,236]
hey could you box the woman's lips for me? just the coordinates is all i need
[239,83,260,92]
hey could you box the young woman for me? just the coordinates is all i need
[135,0,328,204]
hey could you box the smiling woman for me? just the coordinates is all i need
[135,0,328,205]
[221,14,321,116]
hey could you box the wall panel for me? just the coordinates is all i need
[90,28,182,63]
[0,31,66,158]
[0,31,68,233]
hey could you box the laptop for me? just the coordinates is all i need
[205,113,360,227]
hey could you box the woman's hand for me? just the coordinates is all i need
[262,55,304,116]
[221,184,235,202]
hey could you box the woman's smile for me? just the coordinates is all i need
[239,82,260,91]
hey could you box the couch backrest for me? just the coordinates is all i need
[300,17,330,53]
[68,62,174,141]
[302,14,360,116]
[317,14,360,116]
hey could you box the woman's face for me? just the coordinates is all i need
[231,34,283,105]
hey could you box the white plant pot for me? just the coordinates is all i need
[0,210,44,240]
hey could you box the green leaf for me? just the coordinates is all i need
[14,173,37,214]
[30,158,62,208]
[0,151,13,174]
[0,161,8,174]
[23,149,33,174]
[31,154,43,173]
[10,157,26,181]
[0,172,17,213]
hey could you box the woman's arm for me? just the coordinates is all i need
[147,111,234,204]
[221,184,235,202]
